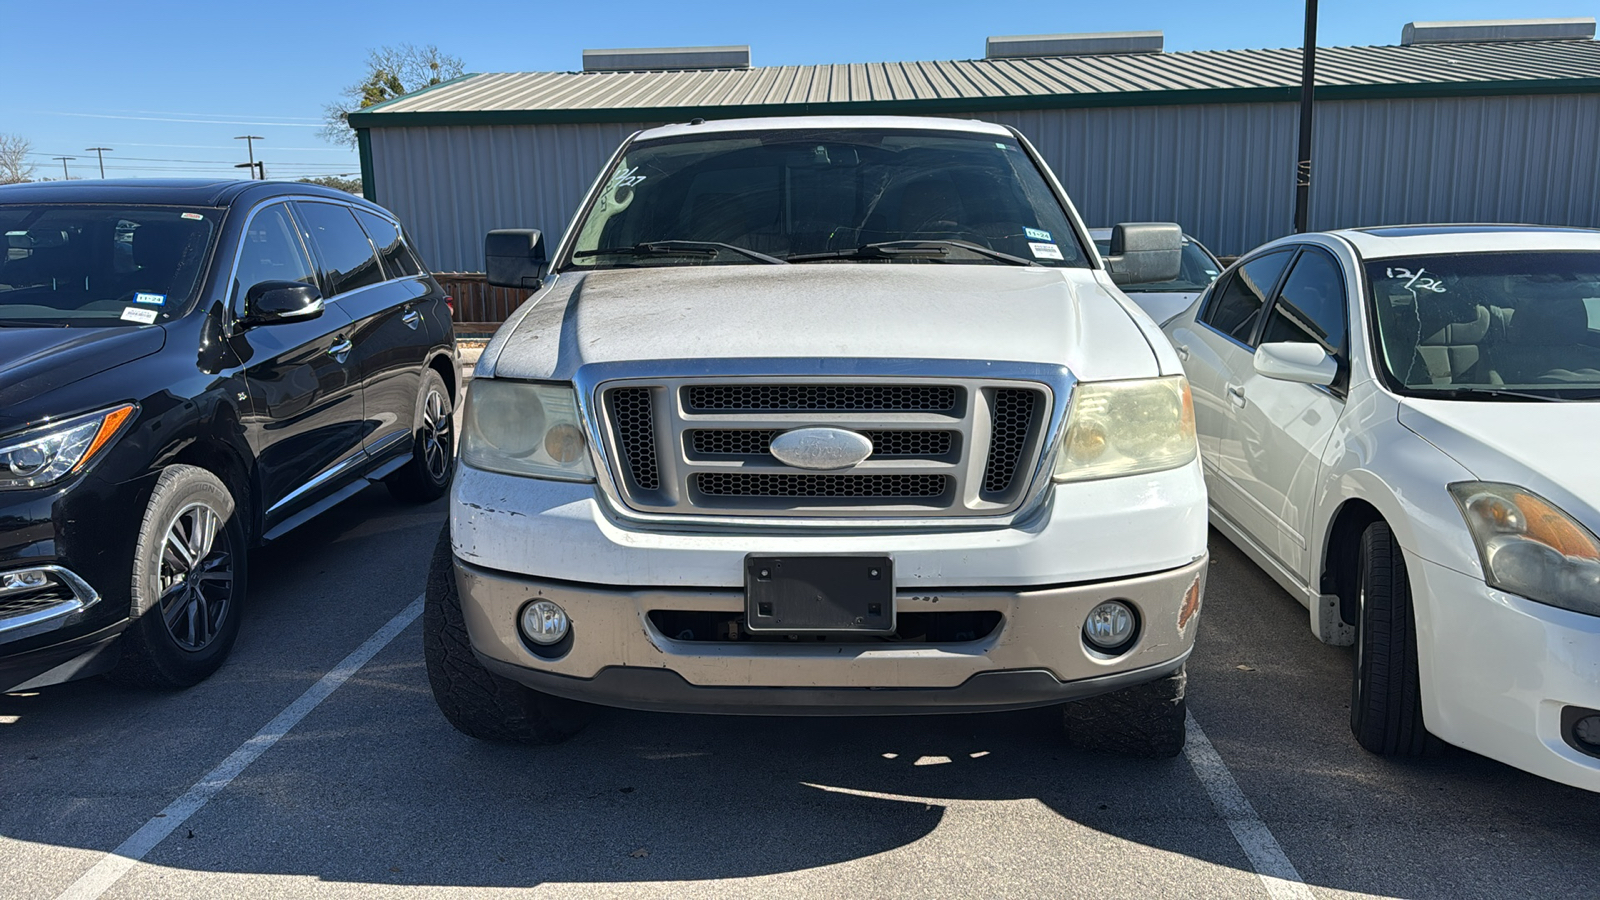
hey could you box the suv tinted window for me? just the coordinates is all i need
[297,201,382,294]
[233,203,315,307]
[1261,249,1347,353]
[355,209,423,278]
[1203,250,1292,343]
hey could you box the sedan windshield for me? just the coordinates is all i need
[1093,237,1219,292]
[565,129,1089,269]
[1367,251,1600,399]
[0,205,218,327]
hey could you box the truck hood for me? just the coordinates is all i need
[1119,289,1202,328]
[482,265,1160,382]
[0,325,167,433]
[1398,398,1600,531]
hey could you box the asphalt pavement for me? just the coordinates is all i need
[2,485,1596,899]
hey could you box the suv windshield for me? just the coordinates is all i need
[0,205,218,327]
[565,128,1089,269]
[1367,251,1600,399]
[1093,236,1219,292]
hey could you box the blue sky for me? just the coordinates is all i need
[4,0,1596,181]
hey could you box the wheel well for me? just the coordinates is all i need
[1322,499,1385,627]
[170,441,257,545]
[429,353,459,405]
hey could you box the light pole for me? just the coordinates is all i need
[234,135,263,179]
[1293,0,1319,233]
[52,156,75,180]
[85,147,112,178]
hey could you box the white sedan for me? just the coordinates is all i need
[1163,224,1600,792]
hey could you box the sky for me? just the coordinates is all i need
[3,0,1597,182]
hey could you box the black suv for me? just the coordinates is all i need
[0,179,456,691]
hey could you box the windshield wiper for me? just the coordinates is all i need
[0,319,71,328]
[573,241,787,265]
[787,240,1038,267]
[1417,387,1576,402]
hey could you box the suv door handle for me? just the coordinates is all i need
[401,309,421,330]
[1174,343,1190,361]
[328,338,354,363]
[1226,383,1247,408]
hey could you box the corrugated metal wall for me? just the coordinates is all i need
[371,93,1600,273]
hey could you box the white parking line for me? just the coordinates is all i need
[1184,711,1316,900]
[55,595,425,900]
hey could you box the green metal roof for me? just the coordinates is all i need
[348,39,1600,128]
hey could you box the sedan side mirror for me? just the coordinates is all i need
[486,229,547,290]
[240,281,323,328]
[1254,342,1337,386]
[1105,222,1183,285]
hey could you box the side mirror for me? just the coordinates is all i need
[1105,222,1183,285]
[1254,342,1337,386]
[240,281,323,328]
[486,229,547,290]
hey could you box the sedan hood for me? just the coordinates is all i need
[483,265,1160,382]
[1119,290,1202,328]
[0,325,167,432]
[1398,398,1600,530]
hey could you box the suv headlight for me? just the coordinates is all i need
[461,380,596,482]
[1053,376,1196,483]
[0,404,138,490]
[1450,482,1600,616]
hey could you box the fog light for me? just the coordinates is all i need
[519,600,569,646]
[0,569,51,595]
[1084,600,1137,651]
[1577,715,1600,750]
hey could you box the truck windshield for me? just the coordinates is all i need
[0,205,218,327]
[565,128,1090,269]
[1367,251,1600,400]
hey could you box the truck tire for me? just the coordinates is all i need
[386,368,454,503]
[422,525,590,744]
[1062,667,1187,759]
[1350,521,1443,757]
[111,465,247,689]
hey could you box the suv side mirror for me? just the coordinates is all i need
[1254,342,1337,386]
[486,229,547,290]
[240,281,323,328]
[1105,222,1183,285]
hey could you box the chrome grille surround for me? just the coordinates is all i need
[577,359,1073,528]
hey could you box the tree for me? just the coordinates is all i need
[0,133,35,185]
[296,175,363,195]
[322,44,464,148]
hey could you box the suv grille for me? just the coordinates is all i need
[686,384,957,412]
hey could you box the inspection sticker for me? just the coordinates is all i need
[133,292,166,305]
[121,306,159,324]
[1028,242,1064,261]
[181,212,204,221]
[1024,227,1052,242]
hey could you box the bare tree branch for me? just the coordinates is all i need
[321,44,465,148]
[0,133,36,184]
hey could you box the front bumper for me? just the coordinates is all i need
[1413,554,1600,792]
[458,554,1206,714]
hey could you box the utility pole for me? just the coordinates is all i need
[1293,0,1319,233]
[234,161,265,180]
[234,135,263,179]
[85,147,112,178]
[52,156,75,180]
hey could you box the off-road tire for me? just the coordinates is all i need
[387,368,454,503]
[110,465,246,689]
[423,525,591,744]
[1062,666,1187,758]
[1351,521,1444,757]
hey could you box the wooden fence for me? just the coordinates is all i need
[433,272,528,333]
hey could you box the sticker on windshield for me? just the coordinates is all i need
[1024,227,1052,242]
[133,292,166,306]
[120,306,159,324]
[181,212,204,221]
[1028,242,1064,261]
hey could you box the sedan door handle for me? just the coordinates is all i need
[401,309,421,330]
[328,338,354,363]
[1174,343,1190,361]
[1226,383,1247,408]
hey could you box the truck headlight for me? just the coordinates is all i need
[0,404,137,490]
[1053,376,1196,483]
[1450,482,1600,616]
[461,380,596,482]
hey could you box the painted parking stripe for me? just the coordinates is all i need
[1184,711,1315,900]
[55,594,425,900]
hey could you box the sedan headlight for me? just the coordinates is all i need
[0,404,137,490]
[1450,482,1600,616]
[1053,376,1197,483]
[461,380,595,482]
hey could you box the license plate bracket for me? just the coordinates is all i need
[745,555,894,633]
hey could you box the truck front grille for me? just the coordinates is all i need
[695,472,949,499]
[689,429,955,459]
[686,384,957,412]
[982,389,1037,494]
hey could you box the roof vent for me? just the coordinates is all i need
[1401,17,1595,45]
[582,45,751,73]
[985,31,1163,59]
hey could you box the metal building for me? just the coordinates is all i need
[349,19,1600,279]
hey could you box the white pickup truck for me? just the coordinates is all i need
[424,116,1209,757]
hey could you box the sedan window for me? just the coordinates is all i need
[1202,250,1292,343]
[1261,249,1347,354]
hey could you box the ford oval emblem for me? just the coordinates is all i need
[769,427,874,470]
